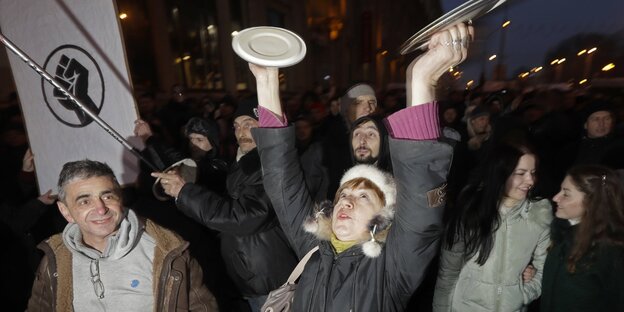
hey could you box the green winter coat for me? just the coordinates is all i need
[433,199,552,312]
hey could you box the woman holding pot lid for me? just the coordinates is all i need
[248,22,473,311]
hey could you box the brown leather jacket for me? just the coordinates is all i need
[27,217,218,311]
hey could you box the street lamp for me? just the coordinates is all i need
[602,63,615,71]
[552,58,566,82]
[480,6,511,80]
[580,47,597,78]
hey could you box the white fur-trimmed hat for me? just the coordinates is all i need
[339,164,396,208]
[303,164,396,258]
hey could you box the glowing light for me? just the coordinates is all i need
[550,59,559,65]
[231,31,239,37]
[502,20,511,28]
[588,47,597,54]
[449,67,454,72]
[467,80,474,86]
[534,66,543,72]
[519,72,529,78]
[489,54,497,61]
[602,63,615,71]
[119,13,127,20]
[557,58,566,64]
[182,55,191,61]
[579,79,588,85]
[577,49,587,56]
[381,50,388,56]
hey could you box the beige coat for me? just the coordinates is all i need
[433,199,552,312]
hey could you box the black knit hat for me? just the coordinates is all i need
[582,100,613,122]
[233,96,259,121]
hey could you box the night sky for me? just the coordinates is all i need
[440,0,624,85]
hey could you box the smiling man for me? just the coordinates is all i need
[28,160,217,312]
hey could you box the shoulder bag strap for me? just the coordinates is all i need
[286,246,320,283]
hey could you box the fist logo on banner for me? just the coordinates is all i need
[41,44,105,127]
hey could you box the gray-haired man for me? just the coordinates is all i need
[28,159,217,311]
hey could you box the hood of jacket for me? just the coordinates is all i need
[62,209,140,260]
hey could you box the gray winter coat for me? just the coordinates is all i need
[252,125,452,312]
[433,199,553,312]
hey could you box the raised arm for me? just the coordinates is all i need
[383,22,473,296]
[249,63,318,256]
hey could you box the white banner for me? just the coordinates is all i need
[0,0,142,194]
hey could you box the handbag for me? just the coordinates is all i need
[261,246,319,312]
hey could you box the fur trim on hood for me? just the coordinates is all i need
[303,165,396,258]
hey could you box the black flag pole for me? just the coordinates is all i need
[0,32,159,172]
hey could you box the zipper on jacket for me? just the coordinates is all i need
[351,258,361,312]
[323,255,338,308]
[157,245,186,311]
[495,219,509,311]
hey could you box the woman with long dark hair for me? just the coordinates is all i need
[541,165,624,311]
[433,143,553,311]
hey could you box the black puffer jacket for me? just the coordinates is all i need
[176,149,298,297]
[253,125,451,311]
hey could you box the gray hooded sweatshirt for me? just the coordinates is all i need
[62,209,156,311]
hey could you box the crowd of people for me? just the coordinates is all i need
[1,21,624,311]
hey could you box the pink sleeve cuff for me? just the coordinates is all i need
[384,101,440,140]
[258,106,288,128]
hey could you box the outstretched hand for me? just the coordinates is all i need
[407,22,473,106]
[248,63,282,116]
[134,119,153,143]
[22,148,35,172]
[37,190,57,205]
[151,171,187,199]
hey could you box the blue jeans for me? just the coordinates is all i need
[247,295,268,312]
